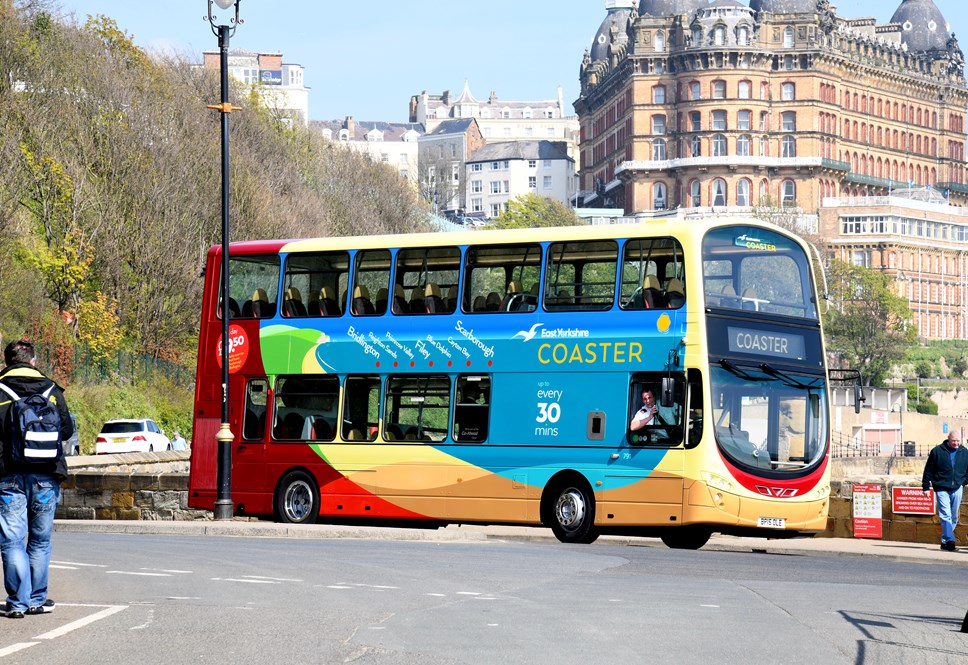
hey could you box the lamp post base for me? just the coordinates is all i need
[213,422,235,521]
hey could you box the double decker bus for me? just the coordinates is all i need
[189,219,837,548]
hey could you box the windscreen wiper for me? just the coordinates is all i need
[718,359,767,382]
[758,362,822,390]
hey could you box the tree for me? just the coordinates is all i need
[825,260,917,386]
[490,193,582,229]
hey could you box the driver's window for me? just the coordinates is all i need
[627,374,684,445]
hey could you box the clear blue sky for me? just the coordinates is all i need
[53,1,968,123]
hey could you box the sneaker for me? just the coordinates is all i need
[26,599,55,615]
[946,542,959,552]
[1,603,25,619]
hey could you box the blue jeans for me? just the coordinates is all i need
[0,473,60,612]
[935,486,963,544]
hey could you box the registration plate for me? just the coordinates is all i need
[758,517,786,529]
[112,437,126,443]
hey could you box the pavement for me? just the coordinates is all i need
[53,519,968,567]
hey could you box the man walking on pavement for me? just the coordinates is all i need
[922,431,968,552]
[0,340,73,619]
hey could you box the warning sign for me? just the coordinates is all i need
[891,487,935,515]
[852,484,883,539]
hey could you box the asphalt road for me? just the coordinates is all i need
[3,532,968,664]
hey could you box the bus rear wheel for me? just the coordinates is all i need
[660,527,711,550]
[275,470,319,524]
[548,482,599,544]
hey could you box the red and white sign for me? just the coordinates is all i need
[215,324,249,374]
[891,487,935,515]
[852,484,883,539]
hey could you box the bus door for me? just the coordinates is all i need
[233,378,269,496]
[615,373,687,524]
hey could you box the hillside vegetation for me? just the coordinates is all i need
[0,3,428,447]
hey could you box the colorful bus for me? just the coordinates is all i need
[189,219,836,548]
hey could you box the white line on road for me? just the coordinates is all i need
[242,575,303,582]
[106,571,172,577]
[49,564,79,570]
[141,568,193,574]
[33,605,128,640]
[210,577,278,584]
[51,561,107,568]
[0,643,39,658]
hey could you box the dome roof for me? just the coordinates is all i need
[890,0,950,53]
[590,7,633,63]
[748,0,818,12]
[639,0,709,18]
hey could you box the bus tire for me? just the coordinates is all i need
[546,480,599,544]
[275,470,319,524]
[660,527,711,550]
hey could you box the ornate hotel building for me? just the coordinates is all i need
[576,0,968,340]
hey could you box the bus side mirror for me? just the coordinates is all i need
[853,385,864,414]
[661,377,675,408]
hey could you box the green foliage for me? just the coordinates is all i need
[491,193,583,229]
[825,259,917,386]
[915,399,939,415]
[76,291,123,362]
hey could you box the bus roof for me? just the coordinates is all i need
[209,218,800,256]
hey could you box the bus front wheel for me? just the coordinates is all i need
[660,527,711,550]
[275,470,319,524]
[547,482,599,544]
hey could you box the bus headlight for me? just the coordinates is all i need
[702,472,734,493]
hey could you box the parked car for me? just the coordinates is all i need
[95,419,171,455]
[63,413,80,456]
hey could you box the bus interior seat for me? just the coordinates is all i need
[408,288,425,313]
[392,284,408,314]
[308,417,332,441]
[665,278,685,308]
[313,286,340,316]
[385,424,404,441]
[221,297,241,318]
[243,288,273,318]
[550,289,572,308]
[502,280,523,310]
[472,295,486,312]
[642,274,663,308]
[352,285,375,315]
[424,283,444,313]
[374,287,388,315]
[485,292,501,311]
[346,428,363,441]
[529,282,540,296]
[741,287,758,311]
[720,283,740,308]
[283,287,307,317]
[443,286,457,313]
[276,412,305,440]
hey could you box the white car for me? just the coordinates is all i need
[95,419,171,454]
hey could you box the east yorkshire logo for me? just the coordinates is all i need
[514,323,591,341]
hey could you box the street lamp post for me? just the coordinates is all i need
[206,0,242,521]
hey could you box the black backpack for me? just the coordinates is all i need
[0,382,64,464]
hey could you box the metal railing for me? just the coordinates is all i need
[35,344,195,388]
[830,430,929,458]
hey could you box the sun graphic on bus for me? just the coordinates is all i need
[657,313,671,333]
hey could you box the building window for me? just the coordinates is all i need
[714,26,725,46]
[737,26,750,46]
[528,160,537,168]
[655,31,665,52]
[782,135,797,157]
[501,108,511,119]
[783,27,794,48]
[523,107,533,119]
[712,179,727,207]
[782,82,795,101]
[689,179,701,207]
[712,134,727,157]
[690,81,701,100]
[503,127,512,137]
[543,175,552,189]
[737,110,751,131]
[652,139,667,160]
[653,85,666,104]
[781,180,797,206]
[737,179,751,207]
[652,115,666,135]
[653,182,667,210]
[736,134,751,156]
[472,180,483,193]
[528,176,537,190]
[490,181,501,194]
[471,163,483,172]
[712,110,727,131]
[759,135,770,155]
[691,135,702,157]
[781,111,796,132]
[738,80,751,99]
[490,203,502,217]
[689,111,701,132]
[759,111,768,131]
[471,198,483,212]
[712,80,726,99]
[692,28,703,46]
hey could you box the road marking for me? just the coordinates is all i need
[106,571,172,577]
[33,604,128,640]
[51,561,107,568]
[141,568,193,574]
[324,585,354,589]
[167,597,201,600]
[210,577,277,584]
[49,564,79,570]
[700,604,720,608]
[0,643,39,657]
[424,593,446,597]
[456,592,481,596]
[242,575,302,582]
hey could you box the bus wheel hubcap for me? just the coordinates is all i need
[555,489,585,531]
[285,481,312,521]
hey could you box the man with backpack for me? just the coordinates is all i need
[0,340,73,619]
